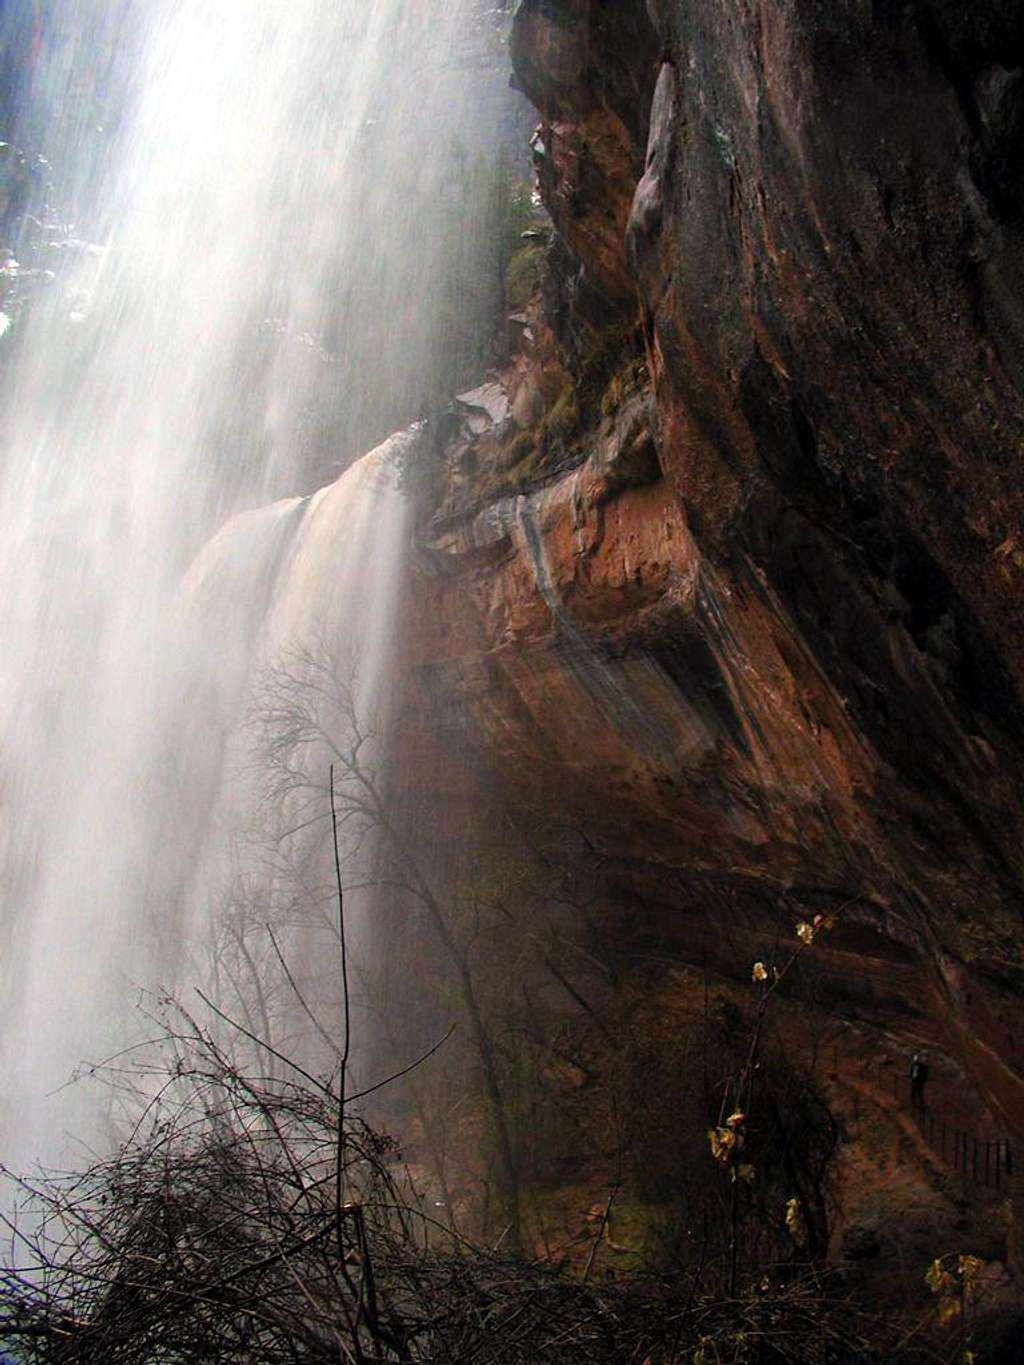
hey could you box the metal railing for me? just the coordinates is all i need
[835,1044,1013,1193]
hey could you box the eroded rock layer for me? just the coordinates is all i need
[395,0,1024,1225]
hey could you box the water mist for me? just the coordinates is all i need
[0,0,517,1167]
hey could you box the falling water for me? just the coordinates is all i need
[0,1,518,1167]
[175,431,414,1094]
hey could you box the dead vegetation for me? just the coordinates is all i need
[0,993,943,1365]
[0,732,982,1363]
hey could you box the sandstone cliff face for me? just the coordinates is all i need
[397,0,1024,1262]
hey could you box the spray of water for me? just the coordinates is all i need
[0,0,517,1166]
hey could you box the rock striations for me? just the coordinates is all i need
[392,0,1024,1264]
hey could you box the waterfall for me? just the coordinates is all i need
[174,431,413,1095]
[0,0,516,1168]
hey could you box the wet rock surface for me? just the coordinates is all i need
[396,0,1024,1268]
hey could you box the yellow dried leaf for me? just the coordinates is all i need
[796,921,815,944]
[925,1258,956,1297]
[752,961,769,982]
[785,1196,805,1240]
[708,1127,737,1163]
[958,1254,984,1283]
[937,1296,961,1327]
[737,1163,755,1183]
[726,1110,746,1129]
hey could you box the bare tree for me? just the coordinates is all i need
[0,994,927,1365]
[0,763,937,1364]
[248,643,524,1247]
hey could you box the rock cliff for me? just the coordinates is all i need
[394,0,1024,1271]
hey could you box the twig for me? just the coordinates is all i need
[193,989,330,1097]
[583,1185,619,1284]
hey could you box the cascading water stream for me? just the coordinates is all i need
[0,0,517,1168]
[175,432,413,1093]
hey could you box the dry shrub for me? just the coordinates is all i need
[0,994,938,1365]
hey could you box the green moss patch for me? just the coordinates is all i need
[505,241,545,312]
